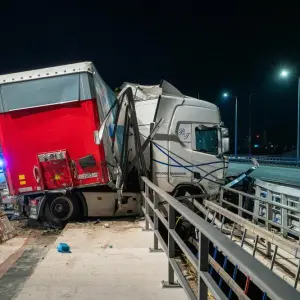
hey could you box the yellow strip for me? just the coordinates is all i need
[54,174,61,180]
[20,180,26,185]
[18,174,25,180]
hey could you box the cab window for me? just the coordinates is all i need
[195,127,218,155]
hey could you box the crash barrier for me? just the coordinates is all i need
[141,176,300,300]
[0,210,16,244]
[255,179,300,236]
[220,179,300,240]
[229,156,300,167]
[204,200,300,290]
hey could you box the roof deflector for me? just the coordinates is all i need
[159,80,183,97]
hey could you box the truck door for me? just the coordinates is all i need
[168,122,193,184]
[191,124,224,194]
[169,105,225,195]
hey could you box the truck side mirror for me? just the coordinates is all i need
[221,137,230,153]
[221,127,229,137]
[221,127,229,153]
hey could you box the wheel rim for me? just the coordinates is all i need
[50,197,73,221]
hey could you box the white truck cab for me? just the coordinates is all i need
[120,80,229,197]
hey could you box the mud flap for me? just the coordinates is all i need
[0,211,16,244]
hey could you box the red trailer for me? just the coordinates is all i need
[0,62,229,226]
[0,62,140,224]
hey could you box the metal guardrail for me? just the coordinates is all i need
[229,156,300,167]
[220,181,300,240]
[141,176,300,300]
[219,181,300,290]
[254,179,300,236]
[205,200,300,289]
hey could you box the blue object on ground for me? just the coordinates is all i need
[57,243,71,253]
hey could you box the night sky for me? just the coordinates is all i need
[0,3,298,150]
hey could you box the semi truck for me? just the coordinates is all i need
[0,62,229,225]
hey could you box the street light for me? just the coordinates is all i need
[223,92,238,157]
[248,93,256,156]
[280,69,289,78]
[279,69,300,162]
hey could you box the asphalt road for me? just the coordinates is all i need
[228,162,300,187]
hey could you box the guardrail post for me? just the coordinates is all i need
[141,176,300,300]
[142,184,153,232]
[238,194,243,217]
[198,233,209,299]
[281,194,288,238]
[150,192,163,253]
[219,188,224,222]
[295,260,300,289]
[162,205,180,288]
[253,185,261,224]
[265,191,273,257]
[219,188,224,206]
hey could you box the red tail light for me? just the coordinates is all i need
[30,199,39,206]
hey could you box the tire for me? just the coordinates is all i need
[44,195,79,226]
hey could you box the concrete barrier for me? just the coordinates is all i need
[0,211,16,244]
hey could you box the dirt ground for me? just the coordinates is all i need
[0,218,140,285]
[0,218,62,300]
[0,217,215,299]
[10,218,61,237]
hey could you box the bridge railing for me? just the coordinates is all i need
[141,176,300,300]
[229,155,300,167]
[220,181,300,240]
[218,182,300,289]
[254,179,300,237]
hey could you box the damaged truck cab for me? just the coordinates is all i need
[0,62,229,224]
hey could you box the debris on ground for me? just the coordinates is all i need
[10,219,62,238]
[0,210,17,244]
[101,244,113,249]
[42,228,61,235]
[66,219,141,231]
[57,242,71,253]
[94,219,101,224]
[177,255,215,300]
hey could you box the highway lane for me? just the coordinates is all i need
[228,162,300,187]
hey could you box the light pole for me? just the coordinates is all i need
[279,69,300,162]
[223,93,238,157]
[248,93,256,156]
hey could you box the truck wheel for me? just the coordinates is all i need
[44,195,79,226]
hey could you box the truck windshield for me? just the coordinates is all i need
[195,127,218,155]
